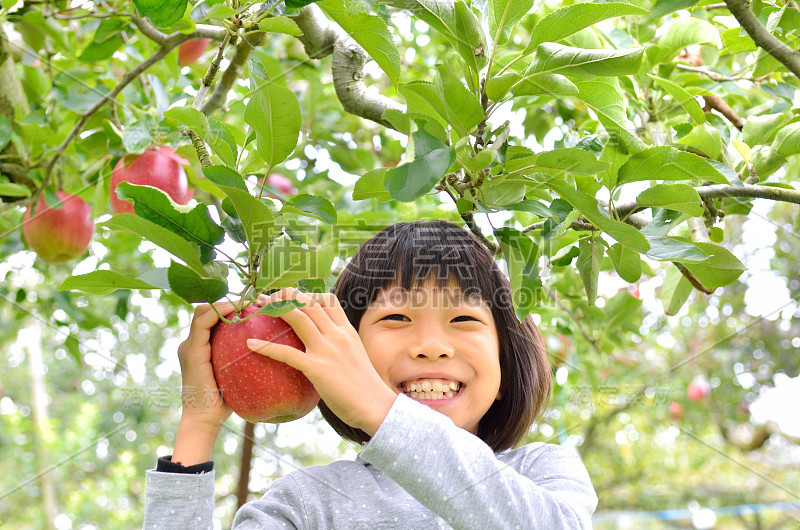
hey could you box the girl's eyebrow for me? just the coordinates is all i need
[370,290,490,311]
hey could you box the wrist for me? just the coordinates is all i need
[360,388,397,437]
[173,419,224,466]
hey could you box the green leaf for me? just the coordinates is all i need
[489,0,533,45]
[115,182,224,263]
[399,82,450,129]
[202,165,248,191]
[481,175,527,205]
[286,0,318,8]
[256,299,305,317]
[495,227,541,321]
[617,147,730,185]
[258,16,303,35]
[318,0,401,85]
[353,168,392,202]
[0,115,11,151]
[164,106,208,133]
[607,243,642,283]
[681,241,746,289]
[742,113,786,147]
[381,0,465,68]
[506,148,610,176]
[753,6,787,78]
[281,194,338,224]
[462,148,497,174]
[167,262,228,304]
[123,116,155,154]
[132,0,189,27]
[676,123,722,159]
[575,78,646,154]
[662,265,693,316]
[648,0,699,20]
[649,74,705,125]
[751,147,786,179]
[102,214,206,274]
[528,43,644,79]
[435,64,484,137]
[385,128,456,201]
[548,182,650,254]
[207,119,238,167]
[646,236,708,262]
[256,237,335,291]
[202,3,237,21]
[217,185,277,256]
[59,270,158,295]
[525,2,647,53]
[636,183,704,216]
[490,73,578,100]
[244,75,302,171]
[577,235,603,305]
[0,183,32,197]
[454,0,488,77]
[772,122,800,158]
[656,17,720,63]
[77,18,126,62]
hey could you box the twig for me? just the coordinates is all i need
[194,33,233,110]
[724,0,800,79]
[200,32,262,116]
[703,94,744,130]
[184,127,212,167]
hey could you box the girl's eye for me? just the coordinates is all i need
[382,314,478,322]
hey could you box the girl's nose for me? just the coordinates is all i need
[407,335,455,360]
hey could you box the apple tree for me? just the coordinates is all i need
[1,0,799,525]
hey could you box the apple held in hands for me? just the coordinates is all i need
[23,191,94,263]
[210,303,319,423]
[109,146,192,214]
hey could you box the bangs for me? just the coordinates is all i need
[337,221,501,315]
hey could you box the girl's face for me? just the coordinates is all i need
[357,279,501,435]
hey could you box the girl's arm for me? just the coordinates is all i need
[358,393,598,529]
[143,301,236,528]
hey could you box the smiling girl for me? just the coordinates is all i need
[143,220,597,528]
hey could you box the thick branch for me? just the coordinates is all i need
[724,0,800,79]
[292,5,403,129]
[131,15,227,44]
[200,32,262,116]
[703,95,743,130]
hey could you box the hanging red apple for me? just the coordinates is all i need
[258,173,298,198]
[23,191,94,263]
[210,303,319,423]
[687,375,711,402]
[109,146,192,214]
[668,401,683,420]
[178,38,211,66]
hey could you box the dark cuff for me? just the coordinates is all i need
[156,455,214,474]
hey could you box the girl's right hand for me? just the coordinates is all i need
[176,300,236,432]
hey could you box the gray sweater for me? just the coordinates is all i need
[144,393,597,529]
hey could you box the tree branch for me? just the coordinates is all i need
[292,4,404,129]
[201,32,265,116]
[614,183,800,220]
[724,0,800,79]
[703,95,744,130]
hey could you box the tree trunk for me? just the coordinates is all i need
[236,421,256,509]
[23,321,57,530]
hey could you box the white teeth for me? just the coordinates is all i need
[405,389,457,400]
[402,379,462,393]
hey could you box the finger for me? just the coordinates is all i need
[247,339,311,374]
[185,301,236,351]
[270,288,339,336]
[311,293,352,328]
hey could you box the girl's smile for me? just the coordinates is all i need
[357,279,502,435]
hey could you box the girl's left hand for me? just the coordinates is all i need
[247,287,397,436]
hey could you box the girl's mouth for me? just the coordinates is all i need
[398,380,465,403]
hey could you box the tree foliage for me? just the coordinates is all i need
[1,0,799,526]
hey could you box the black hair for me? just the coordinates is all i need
[320,220,551,452]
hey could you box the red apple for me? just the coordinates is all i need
[669,401,683,420]
[109,146,192,214]
[210,303,319,423]
[258,173,298,198]
[687,375,711,402]
[179,38,211,66]
[23,191,94,263]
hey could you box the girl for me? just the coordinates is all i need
[143,220,597,528]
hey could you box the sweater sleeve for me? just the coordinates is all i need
[358,393,597,529]
[143,462,216,530]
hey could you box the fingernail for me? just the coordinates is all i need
[257,295,268,304]
[247,339,264,348]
